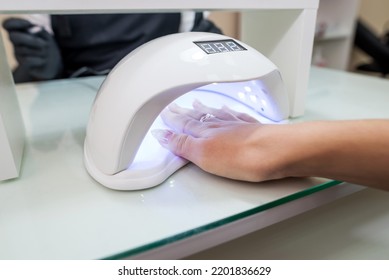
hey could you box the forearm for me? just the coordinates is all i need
[280,120,389,190]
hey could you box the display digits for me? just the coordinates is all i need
[226,41,242,51]
[200,43,217,54]
[195,39,247,54]
[214,42,229,52]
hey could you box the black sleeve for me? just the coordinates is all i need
[191,12,223,34]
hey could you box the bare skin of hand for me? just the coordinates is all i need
[152,101,389,190]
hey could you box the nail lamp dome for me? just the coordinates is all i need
[84,32,289,190]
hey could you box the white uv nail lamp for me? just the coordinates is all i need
[84,32,289,191]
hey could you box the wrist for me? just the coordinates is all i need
[247,124,303,181]
[263,122,334,180]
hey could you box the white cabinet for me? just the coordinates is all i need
[312,0,361,70]
[239,9,317,116]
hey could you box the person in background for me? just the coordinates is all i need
[354,19,389,77]
[2,12,222,83]
[152,101,389,191]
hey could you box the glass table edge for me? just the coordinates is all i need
[101,179,343,260]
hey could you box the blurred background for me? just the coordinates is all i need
[1,0,388,77]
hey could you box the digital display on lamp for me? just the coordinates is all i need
[194,39,247,54]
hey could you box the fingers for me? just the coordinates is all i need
[161,100,258,132]
[193,100,259,123]
[160,104,208,137]
[166,102,205,121]
[9,31,47,50]
[153,101,267,182]
[221,105,259,123]
[4,18,48,58]
[20,56,46,68]
[151,129,200,163]
[192,99,237,121]
[6,27,54,71]
[2,18,34,31]
[160,101,261,141]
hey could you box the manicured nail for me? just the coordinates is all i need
[151,129,172,145]
[168,103,179,109]
[193,99,203,107]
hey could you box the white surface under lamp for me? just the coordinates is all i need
[84,32,289,191]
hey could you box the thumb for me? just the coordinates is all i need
[151,129,194,160]
[2,18,34,31]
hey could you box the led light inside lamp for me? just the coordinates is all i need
[84,32,289,191]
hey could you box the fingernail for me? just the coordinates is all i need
[168,103,179,109]
[193,99,202,107]
[151,129,172,145]
[28,26,43,34]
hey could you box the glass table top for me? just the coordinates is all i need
[2,67,385,259]
[104,179,341,259]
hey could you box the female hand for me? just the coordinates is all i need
[152,101,389,190]
[152,100,289,182]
